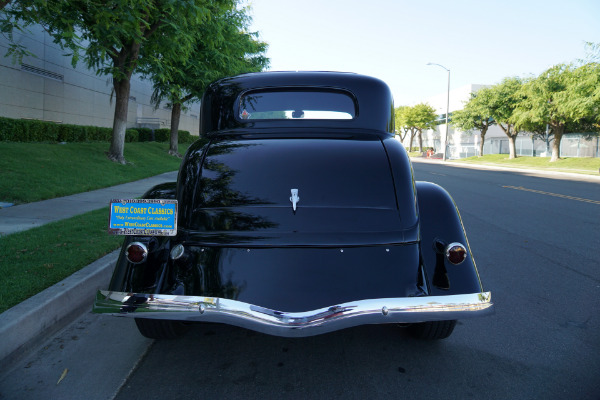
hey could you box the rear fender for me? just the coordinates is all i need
[416,181,484,296]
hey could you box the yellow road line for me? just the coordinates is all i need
[503,186,600,205]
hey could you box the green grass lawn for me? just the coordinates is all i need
[0,140,196,312]
[0,207,123,313]
[0,141,192,204]
[450,154,600,174]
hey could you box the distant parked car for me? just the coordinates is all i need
[94,71,493,340]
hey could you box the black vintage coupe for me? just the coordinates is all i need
[94,71,493,340]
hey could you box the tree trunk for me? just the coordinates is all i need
[550,125,564,162]
[479,135,485,157]
[417,129,423,153]
[479,126,488,157]
[169,103,181,156]
[408,130,415,152]
[498,123,518,159]
[508,134,517,159]
[107,77,131,164]
[106,40,141,164]
[400,128,409,141]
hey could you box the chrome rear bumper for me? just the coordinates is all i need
[94,290,494,337]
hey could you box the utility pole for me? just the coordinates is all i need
[427,63,450,161]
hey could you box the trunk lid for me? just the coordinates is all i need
[178,136,418,246]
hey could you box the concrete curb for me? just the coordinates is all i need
[410,157,600,182]
[0,250,119,367]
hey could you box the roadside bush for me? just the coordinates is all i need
[57,124,112,142]
[91,126,113,141]
[179,130,193,143]
[30,119,57,141]
[0,117,61,141]
[0,117,14,140]
[0,117,113,142]
[154,128,170,142]
[154,128,196,143]
[0,116,196,143]
[125,129,139,143]
[137,128,154,142]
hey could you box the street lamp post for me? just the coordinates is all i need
[427,62,450,161]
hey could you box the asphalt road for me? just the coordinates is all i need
[2,162,599,400]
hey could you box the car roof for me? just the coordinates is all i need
[200,71,395,135]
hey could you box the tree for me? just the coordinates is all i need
[523,120,553,156]
[580,41,600,64]
[451,87,496,157]
[146,1,268,156]
[513,63,600,161]
[1,0,60,63]
[394,106,411,141]
[407,103,438,153]
[3,1,212,163]
[400,107,418,151]
[397,104,437,152]
[486,77,524,159]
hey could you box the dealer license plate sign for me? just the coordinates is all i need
[108,199,177,236]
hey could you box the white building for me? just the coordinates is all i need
[0,24,200,135]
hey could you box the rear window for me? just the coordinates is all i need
[238,90,356,120]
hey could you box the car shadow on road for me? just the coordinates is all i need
[113,321,572,400]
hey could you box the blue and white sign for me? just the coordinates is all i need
[108,199,177,236]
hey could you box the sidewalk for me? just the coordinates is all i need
[0,171,178,236]
[410,156,600,183]
[0,171,178,367]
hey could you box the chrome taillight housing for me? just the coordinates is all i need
[126,242,148,264]
[433,239,468,265]
[445,242,467,265]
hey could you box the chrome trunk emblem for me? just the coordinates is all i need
[290,189,300,211]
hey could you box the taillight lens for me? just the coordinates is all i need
[126,242,148,264]
[445,243,467,265]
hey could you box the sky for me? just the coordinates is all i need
[247,0,600,106]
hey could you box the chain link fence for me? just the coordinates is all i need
[446,134,600,159]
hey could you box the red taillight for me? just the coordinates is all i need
[445,243,467,265]
[126,242,148,264]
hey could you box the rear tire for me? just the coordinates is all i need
[134,318,189,339]
[407,320,456,340]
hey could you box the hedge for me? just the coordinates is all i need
[179,130,193,143]
[153,128,194,143]
[0,117,113,142]
[0,116,196,143]
[125,129,139,143]
[137,127,154,142]
[153,128,170,142]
